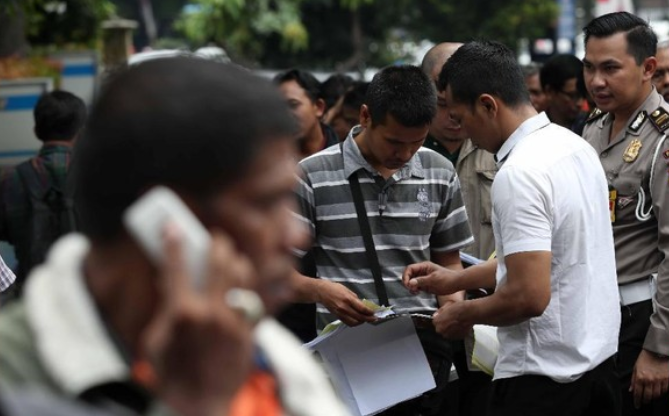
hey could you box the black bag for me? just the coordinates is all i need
[15,160,77,277]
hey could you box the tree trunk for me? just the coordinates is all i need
[0,4,29,58]
[138,0,157,47]
[338,8,365,76]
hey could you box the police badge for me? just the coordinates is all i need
[623,139,642,163]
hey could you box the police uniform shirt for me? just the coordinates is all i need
[582,88,669,355]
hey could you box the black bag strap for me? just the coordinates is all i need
[340,141,389,306]
[349,171,390,306]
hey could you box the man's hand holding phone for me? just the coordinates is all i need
[142,223,257,416]
[124,187,266,416]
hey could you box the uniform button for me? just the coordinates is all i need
[601,152,608,158]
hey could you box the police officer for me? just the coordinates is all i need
[582,12,669,415]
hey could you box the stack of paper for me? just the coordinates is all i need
[306,309,436,416]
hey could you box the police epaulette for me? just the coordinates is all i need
[586,108,606,123]
[648,107,669,133]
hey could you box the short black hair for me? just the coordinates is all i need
[273,68,322,103]
[438,40,530,108]
[365,65,436,127]
[342,81,369,110]
[583,12,657,65]
[321,73,354,110]
[540,54,583,92]
[33,90,87,142]
[74,58,295,243]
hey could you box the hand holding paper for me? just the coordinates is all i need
[432,300,473,339]
[315,280,377,326]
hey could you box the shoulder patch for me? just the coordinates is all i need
[586,108,606,123]
[664,149,669,159]
[648,107,669,133]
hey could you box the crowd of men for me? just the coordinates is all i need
[0,10,668,416]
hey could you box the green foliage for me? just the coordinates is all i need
[401,0,558,48]
[176,0,559,69]
[176,0,309,59]
[338,0,374,10]
[4,0,116,48]
[476,0,559,46]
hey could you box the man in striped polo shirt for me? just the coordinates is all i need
[291,65,473,415]
[292,64,473,328]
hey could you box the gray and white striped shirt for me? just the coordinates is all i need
[295,127,473,329]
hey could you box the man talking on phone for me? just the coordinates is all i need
[0,59,349,416]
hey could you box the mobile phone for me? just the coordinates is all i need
[123,186,211,291]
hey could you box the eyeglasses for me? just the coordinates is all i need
[558,89,584,103]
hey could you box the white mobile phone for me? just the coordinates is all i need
[123,186,211,291]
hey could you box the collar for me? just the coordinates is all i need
[594,88,662,135]
[24,234,129,397]
[37,142,74,158]
[495,112,550,167]
[458,138,477,161]
[342,125,425,180]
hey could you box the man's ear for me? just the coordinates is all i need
[315,98,326,118]
[479,94,498,116]
[642,56,658,81]
[359,104,371,128]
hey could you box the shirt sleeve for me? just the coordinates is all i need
[645,135,669,355]
[292,165,317,258]
[430,169,474,252]
[494,166,553,256]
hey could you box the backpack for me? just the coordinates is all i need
[15,159,77,275]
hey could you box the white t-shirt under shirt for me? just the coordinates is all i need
[491,112,620,383]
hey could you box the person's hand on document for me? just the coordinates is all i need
[402,261,463,296]
[315,279,377,326]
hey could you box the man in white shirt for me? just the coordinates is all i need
[403,40,621,415]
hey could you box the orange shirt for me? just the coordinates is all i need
[132,360,282,416]
[229,369,282,416]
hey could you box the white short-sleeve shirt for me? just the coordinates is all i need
[492,112,620,383]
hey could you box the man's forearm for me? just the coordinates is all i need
[458,287,540,327]
[290,269,324,303]
[456,259,498,292]
[458,253,551,327]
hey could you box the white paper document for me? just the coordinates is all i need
[307,315,436,416]
[471,324,499,376]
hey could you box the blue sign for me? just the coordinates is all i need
[557,0,576,50]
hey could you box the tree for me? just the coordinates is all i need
[0,0,116,57]
[175,0,308,63]
[175,0,559,70]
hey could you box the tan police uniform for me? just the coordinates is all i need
[582,88,669,359]
[455,139,497,260]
